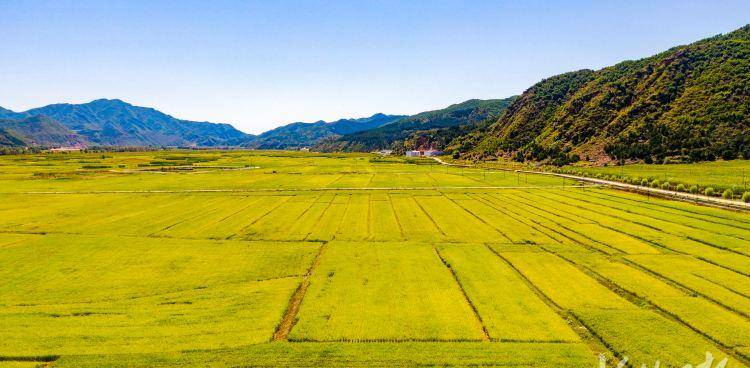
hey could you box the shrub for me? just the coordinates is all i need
[650,179,660,188]
[661,182,670,190]
[689,185,699,194]
[722,188,734,199]
[743,192,750,203]
[704,187,715,196]
[676,184,686,192]
[641,178,650,186]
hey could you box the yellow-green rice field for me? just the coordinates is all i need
[0,150,748,367]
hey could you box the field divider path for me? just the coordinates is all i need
[412,197,448,237]
[429,156,750,212]
[432,245,491,342]
[499,192,750,319]
[387,194,406,240]
[589,189,750,226]
[470,194,578,246]
[551,190,750,245]
[230,196,292,240]
[444,196,514,243]
[483,245,616,361]
[272,242,328,341]
[544,246,750,366]
[10,184,598,195]
[303,195,337,241]
[581,190,750,233]
[512,191,750,276]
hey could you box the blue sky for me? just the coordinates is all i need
[1,0,748,134]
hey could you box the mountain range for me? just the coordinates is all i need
[2,24,748,165]
[0,99,248,147]
[0,115,83,148]
[243,113,405,149]
[315,98,516,153]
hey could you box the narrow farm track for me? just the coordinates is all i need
[10,184,598,194]
[433,246,491,342]
[494,193,750,320]
[523,169,750,211]
[582,190,750,231]
[546,248,750,365]
[484,246,617,361]
[444,196,513,243]
[513,190,750,267]
[549,189,750,244]
[272,242,327,341]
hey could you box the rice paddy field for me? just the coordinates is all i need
[566,159,750,193]
[1,150,749,367]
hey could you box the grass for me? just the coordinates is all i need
[436,244,580,342]
[289,242,485,341]
[562,159,750,196]
[0,150,747,367]
[51,342,596,368]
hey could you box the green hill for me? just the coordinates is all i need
[245,113,405,149]
[316,98,515,152]
[466,25,750,165]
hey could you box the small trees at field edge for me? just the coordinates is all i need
[722,188,734,199]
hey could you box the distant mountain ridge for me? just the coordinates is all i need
[315,98,516,152]
[0,115,83,148]
[244,113,405,149]
[0,99,250,147]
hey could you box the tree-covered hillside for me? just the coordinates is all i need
[316,98,515,152]
[466,25,750,165]
[244,113,405,149]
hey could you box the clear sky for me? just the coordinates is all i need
[1,0,748,134]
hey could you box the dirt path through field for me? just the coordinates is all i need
[272,242,327,341]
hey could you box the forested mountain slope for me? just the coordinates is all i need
[466,25,750,165]
[244,113,404,149]
[316,98,515,152]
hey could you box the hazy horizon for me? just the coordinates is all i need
[2,0,749,134]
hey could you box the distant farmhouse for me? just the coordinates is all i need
[405,149,443,157]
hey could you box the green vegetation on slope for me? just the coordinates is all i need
[316,98,516,153]
[244,113,405,149]
[467,25,750,165]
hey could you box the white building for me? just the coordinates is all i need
[405,150,421,157]
[423,149,444,157]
